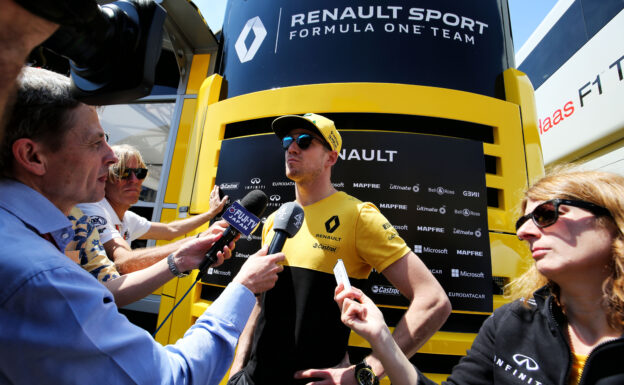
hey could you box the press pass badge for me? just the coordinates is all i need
[333,259,351,290]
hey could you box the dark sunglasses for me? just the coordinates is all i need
[515,198,611,231]
[281,134,324,151]
[120,167,148,180]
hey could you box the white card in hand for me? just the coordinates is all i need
[333,259,351,290]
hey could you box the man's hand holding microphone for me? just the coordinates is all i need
[167,190,305,295]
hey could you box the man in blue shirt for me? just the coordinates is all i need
[0,66,285,384]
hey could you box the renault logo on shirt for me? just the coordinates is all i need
[235,16,267,63]
[325,215,340,233]
[512,354,539,371]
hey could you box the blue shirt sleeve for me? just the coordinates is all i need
[0,265,255,385]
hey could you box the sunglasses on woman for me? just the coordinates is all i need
[281,133,325,151]
[119,167,148,180]
[515,198,611,231]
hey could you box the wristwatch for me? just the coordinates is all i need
[354,360,379,385]
[167,253,188,277]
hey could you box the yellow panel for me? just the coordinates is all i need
[190,82,530,234]
[179,74,224,215]
[490,232,532,282]
[421,373,447,384]
[164,99,197,204]
[186,54,211,95]
[151,208,181,296]
[168,275,200,343]
[155,294,175,345]
[503,68,545,184]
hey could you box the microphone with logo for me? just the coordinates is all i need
[267,201,305,254]
[196,189,268,281]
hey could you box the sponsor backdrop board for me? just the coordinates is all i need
[207,131,492,312]
[220,0,511,99]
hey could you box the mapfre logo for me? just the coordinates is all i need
[235,16,267,63]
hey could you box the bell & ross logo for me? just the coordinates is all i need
[325,215,340,233]
[427,186,455,196]
[235,16,267,63]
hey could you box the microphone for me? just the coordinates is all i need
[268,202,305,254]
[197,190,268,280]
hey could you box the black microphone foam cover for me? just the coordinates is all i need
[272,202,304,237]
[240,189,269,218]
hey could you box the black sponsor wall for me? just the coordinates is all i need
[220,0,512,99]
[207,131,492,312]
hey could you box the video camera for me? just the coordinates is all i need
[17,0,166,105]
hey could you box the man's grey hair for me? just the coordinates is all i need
[1,66,80,178]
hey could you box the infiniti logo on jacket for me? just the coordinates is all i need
[493,354,544,384]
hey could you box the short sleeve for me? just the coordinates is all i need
[355,203,410,273]
[77,202,120,244]
[262,213,276,247]
[67,207,120,282]
[124,210,151,242]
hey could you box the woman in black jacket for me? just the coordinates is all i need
[332,169,624,385]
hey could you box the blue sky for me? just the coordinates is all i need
[196,0,558,53]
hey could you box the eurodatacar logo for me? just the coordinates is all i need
[235,16,267,63]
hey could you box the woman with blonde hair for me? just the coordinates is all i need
[333,169,624,385]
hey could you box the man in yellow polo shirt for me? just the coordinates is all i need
[229,113,451,385]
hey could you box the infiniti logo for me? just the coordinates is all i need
[251,178,261,184]
[512,354,539,371]
[270,195,281,202]
[235,16,267,63]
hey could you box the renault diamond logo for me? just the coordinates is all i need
[235,16,267,63]
[325,215,340,233]
[512,354,539,371]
